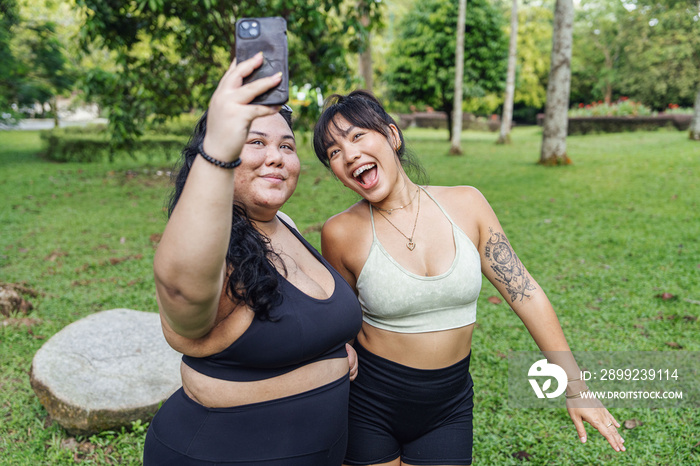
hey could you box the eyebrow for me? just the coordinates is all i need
[326,124,355,150]
[335,124,355,138]
[249,130,295,142]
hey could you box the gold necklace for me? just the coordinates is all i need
[373,187,419,214]
[373,189,421,251]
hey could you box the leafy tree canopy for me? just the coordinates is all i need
[384,0,508,138]
[513,2,552,109]
[0,0,21,122]
[76,0,383,149]
[0,0,74,123]
[15,21,75,113]
[572,0,700,109]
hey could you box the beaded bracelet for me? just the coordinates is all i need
[197,141,241,169]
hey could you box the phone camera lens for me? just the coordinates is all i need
[237,19,260,39]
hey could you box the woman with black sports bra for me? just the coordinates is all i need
[312,91,625,466]
[143,55,362,465]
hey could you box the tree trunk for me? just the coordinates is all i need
[497,0,518,145]
[359,46,373,91]
[539,0,574,165]
[444,106,454,143]
[449,0,467,155]
[604,83,612,106]
[603,49,613,105]
[690,86,700,141]
[51,97,59,129]
[358,1,373,92]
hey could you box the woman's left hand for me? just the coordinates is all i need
[566,396,626,452]
[346,343,359,381]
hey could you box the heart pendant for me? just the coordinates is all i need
[407,241,416,251]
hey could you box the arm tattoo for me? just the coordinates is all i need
[484,228,537,302]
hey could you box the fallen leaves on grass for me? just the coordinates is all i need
[0,282,39,317]
[512,450,532,460]
[655,292,676,301]
[623,419,643,429]
[109,254,143,265]
[71,277,119,287]
[488,296,503,305]
[665,342,683,349]
[61,438,78,450]
[302,222,324,235]
[74,254,144,273]
[2,317,42,329]
[61,437,116,464]
[45,249,68,262]
[149,233,162,245]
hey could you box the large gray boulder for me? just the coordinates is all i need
[30,309,182,435]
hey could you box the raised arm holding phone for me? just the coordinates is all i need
[143,42,361,465]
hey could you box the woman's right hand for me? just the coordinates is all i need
[202,53,283,163]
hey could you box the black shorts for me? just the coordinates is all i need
[345,342,474,466]
[143,374,349,465]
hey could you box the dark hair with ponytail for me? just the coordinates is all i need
[312,90,426,183]
[167,108,294,320]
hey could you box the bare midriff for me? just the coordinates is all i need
[181,357,348,408]
[357,322,474,370]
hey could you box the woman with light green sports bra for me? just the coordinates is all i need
[313,90,625,466]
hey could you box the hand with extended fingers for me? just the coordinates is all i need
[566,395,626,452]
[202,53,283,165]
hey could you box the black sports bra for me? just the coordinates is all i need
[181,218,363,382]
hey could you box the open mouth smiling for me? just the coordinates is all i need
[352,163,377,187]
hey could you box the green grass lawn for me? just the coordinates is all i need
[1,126,698,464]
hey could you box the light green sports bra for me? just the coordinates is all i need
[356,187,482,333]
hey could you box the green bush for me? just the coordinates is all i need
[566,115,692,135]
[398,112,500,132]
[538,98,693,134]
[40,126,187,163]
[145,113,201,137]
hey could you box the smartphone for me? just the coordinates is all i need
[235,17,289,106]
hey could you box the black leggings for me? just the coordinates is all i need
[345,342,474,466]
[143,374,349,465]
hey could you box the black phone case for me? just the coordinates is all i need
[235,17,289,105]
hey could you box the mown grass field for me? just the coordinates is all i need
[1,126,698,465]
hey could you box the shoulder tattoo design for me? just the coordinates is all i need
[484,228,537,302]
